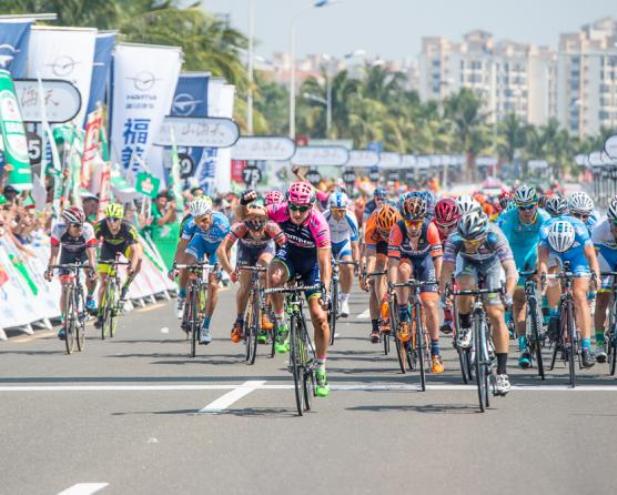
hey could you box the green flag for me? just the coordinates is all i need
[135,171,161,199]
[0,69,32,191]
[169,129,184,212]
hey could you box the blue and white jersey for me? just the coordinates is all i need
[181,211,230,246]
[324,209,359,245]
[497,207,551,271]
[539,215,592,273]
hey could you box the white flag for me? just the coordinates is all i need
[110,43,182,176]
[26,26,97,127]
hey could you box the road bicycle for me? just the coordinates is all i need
[519,270,545,380]
[175,262,215,358]
[264,278,322,416]
[97,258,130,340]
[239,265,274,364]
[449,276,502,413]
[50,263,90,355]
[544,264,592,388]
[365,270,389,354]
[602,272,617,375]
[328,259,357,345]
[388,279,436,391]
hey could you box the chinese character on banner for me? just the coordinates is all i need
[81,108,103,188]
[121,118,150,168]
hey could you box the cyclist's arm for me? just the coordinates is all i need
[216,235,236,277]
[351,240,360,264]
[439,261,455,295]
[47,244,60,270]
[502,259,518,296]
[317,246,332,295]
[584,242,601,284]
[172,238,189,265]
[86,246,97,271]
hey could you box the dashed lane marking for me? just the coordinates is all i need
[198,380,267,413]
[57,483,108,495]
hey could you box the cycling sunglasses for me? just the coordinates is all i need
[245,218,266,231]
[463,237,485,248]
[195,214,211,224]
[518,203,537,211]
[404,219,423,228]
[70,222,84,229]
[288,203,311,213]
[106,217,122,223]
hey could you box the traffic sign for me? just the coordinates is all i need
[342,168,356,184]
[26,131,42,165]
[178,153,194,179]
[242,165,262,186]
[306,168,322,185]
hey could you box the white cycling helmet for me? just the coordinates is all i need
[457,210,489,240]
[547,221,575,253]
[544,196,568,217]
[608,197,617,224]
[513,184,538,206]
[189,197,213,218]
[328,191,349,209]
[456,195,482,216]
[567,191,594,215]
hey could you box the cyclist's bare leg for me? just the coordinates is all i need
[205,271,219,320]
[394,260,411,308]
[97,273,109,305]
[308,296,329,358]
[573,277,591,340]
[595,291,611,335]
[512,287,527,337]
[339,255,354,294]
[268,260,289,315]
[486,303,509,354]
[421,293,440,343]
[236,270,251,317]
[454,275,475,314]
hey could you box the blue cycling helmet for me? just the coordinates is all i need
[328,191,350,209]
[373,187,387,200]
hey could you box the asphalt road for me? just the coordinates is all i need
[2,287,617,495]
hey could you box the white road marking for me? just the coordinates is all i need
[357,308,370,319]
[58,483,108,495]
[160,327,170,334]
[2,382,617,393]
[198,380,266,414]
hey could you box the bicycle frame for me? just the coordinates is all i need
[239,265,268,365]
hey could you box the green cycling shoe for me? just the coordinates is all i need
[315,368,330,397]
[274,325,289,354]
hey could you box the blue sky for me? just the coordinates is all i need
[201,0,616,59]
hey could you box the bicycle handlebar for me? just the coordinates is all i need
[448,286,504,297]
[173,262,216,270]
[365,270,387,278]
[238,265,267,272]
[98,259,130,266]
[263,283,323,295]
[49,263,91,270]
[388,279,438,290]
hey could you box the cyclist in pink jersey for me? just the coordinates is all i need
[241,183,332,397]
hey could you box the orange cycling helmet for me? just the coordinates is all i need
[376,204,398,232]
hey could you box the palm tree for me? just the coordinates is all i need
[443,88,490,181]
[497,113,526,163]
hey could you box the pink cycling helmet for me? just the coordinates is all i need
[287,181,315,206]
[265,190,284,206]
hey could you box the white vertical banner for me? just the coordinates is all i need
[110,43,182,176]
[26,26,97,126]
[207,80,235,193]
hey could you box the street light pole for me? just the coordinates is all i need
[246,0,255,135]
[288,1,340,140]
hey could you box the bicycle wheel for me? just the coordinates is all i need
[566,301,576,388]
[300,316,314,411]
[244,295,254,362]
[247,291,260,365]
[389,294,407,373]
[457,348,470,384]
[109,281,118,338]
[64,286,76,355]
[473,312,488,412]
[102,283,116,340]
[329,279,338,345]
[289,314,305,416]
[190,286,199,358]
[415,303,426,392]
[527,296,545,380]
[75,288,86,352]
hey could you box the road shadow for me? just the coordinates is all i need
[0,374,292,384]
[112,407,297,418]
[0,350,67,356]
[347,403,480,415]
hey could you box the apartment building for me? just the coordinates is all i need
[418,31,555,125]
[556,17,617,136]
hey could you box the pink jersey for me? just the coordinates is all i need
[267,202,331,250]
